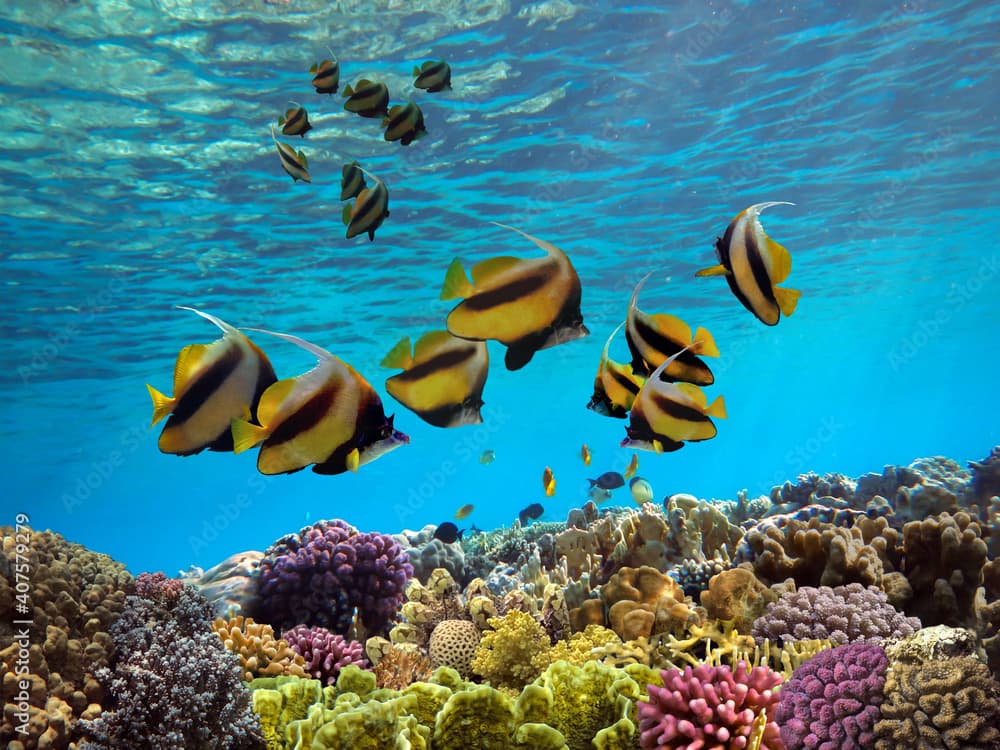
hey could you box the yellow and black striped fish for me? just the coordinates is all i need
[623,345,727,454]
[696,202,801,326]
[270,125,310,183]
[413,60,452,92]
[342,167,389,241]
[340,160,366,201]
[382,101,427,146]
[278,103,312,137]
[381,330,488,428]
[587,321,646,419]
[231,329,408,475]
[441,222,589,371]
[625,273,718,384]
[343,78,389,119]
[310,56,339,95]
[147,307,277,456]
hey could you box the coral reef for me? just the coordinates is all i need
[970,446,1000,505]
[184,550,264,617]
[776,641,887,750]
[700,567,778,633]
[752,583,920,645]
[396,525,466,585]
[638,661,783,750]
[282,625,367,685]
[80,585,263,750]
[213,616,307,682]
[427,619,480,677]
[471,610,550,691]
[0,528,133,750]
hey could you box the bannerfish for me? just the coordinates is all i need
[543,466,556,497]
[433,522,464,544]
[343,78,390,119]
[696,202,801,326]
[588,471,625,490]
[340,161,366,202]
[342,167,389,241]
[630,477,654,505]
[581,444,591,466]
[383,101,427,146]
[480,449,496,464]
[624,453,639,480]
[623,344,726,453]
[626,273,718,383]
[587,321,645,419]
[147,306,277,456]
[270,125,310,183]
[518,502,544,526]
[310,56,340,95]
[454,503,474,520]
[381,330,488,428]
[230,329,408,475]
[278,103,312,137]
[413,60,452,92]
[441,222,589,371]
[588,486,613,504]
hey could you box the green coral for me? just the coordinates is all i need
[308,694,430,750]
[472,609,551,690]
[248,676,326,750]
[432,684,516,750]
[535,624,622,671]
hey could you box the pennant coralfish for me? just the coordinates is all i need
[381,330,488,428]
[587,321,645,419]
[278,103,312,137]
[270,125,310,183]
[147,307,276,456]
[340,161,366,201]
[343,78,390,119]
[625,273,719,384]
[342,167,389,241]
[382,101,427,145]
[310,54,340,95]
[231,330,408,475]
[696,202,801,326]
[623,344,727,454]
[441,222,589,371]
[413,60,452,92]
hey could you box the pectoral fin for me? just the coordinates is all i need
[695,264,729,277]
[774,286,801,317]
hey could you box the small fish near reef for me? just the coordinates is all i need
[340,161,366,201]
[440,222,589,370]
[383,101,427,146]
[381,330,488,428]
[433,522,464,544]
[542,466,556,497]
[270,125,310,183]
[343,78,390,119]
[479,449,496,464]
[310,55,340,94]
[588,486,613,504]
[454,503,474,520]
[696,201,801,326]
[588,471,625,491]
[342,167,389,241]
[580,444,591,466]
[412,59,452,92]
[624,453,639,480]
[630,477,654,505]
[623,344,727,453]
[626,273,719,384]
[147,307,277,456]
[518,502,544,526]
[278,103,312,137]
[587,322,645,419]
[231,328,408,475]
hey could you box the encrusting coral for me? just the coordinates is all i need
[213,615,307,682]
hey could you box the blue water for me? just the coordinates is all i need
[3,0,998,576]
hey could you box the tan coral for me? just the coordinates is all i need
[428,620,481,677]
[700,567,777,634]
[212,616,306,682]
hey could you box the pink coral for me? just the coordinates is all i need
[282,624,368,685]
[639,661,784,750]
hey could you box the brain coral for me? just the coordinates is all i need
[0,527,133,750]
[428,619,480,678]
[776,642,887,750]
[752,583,920,645]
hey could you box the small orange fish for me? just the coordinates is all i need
[542,466,556,497]
[624,453,639,479]
[454,503,474,520]
[581,444,591,466]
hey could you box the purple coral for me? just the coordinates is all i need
[282,625,368,685]
[777,642,887,750]
[135,571,184,606]
[256,519,413,635]
[752,583,920,645]
[638,661,784,750]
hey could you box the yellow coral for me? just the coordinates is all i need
[213,616,307,682]
[533,625,622,671]
[472,610,551,691]
[432,684,516,750]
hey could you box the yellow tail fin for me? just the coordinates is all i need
[706,394,727,419]
[231,418,269,455]
[774,286,801,317]
[440,258,474,300]
[692,327,720,358]
[147,384,175,426]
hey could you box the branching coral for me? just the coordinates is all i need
[213,616,307,682]
[282,625,367,685]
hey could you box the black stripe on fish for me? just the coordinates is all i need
[610,365,642,397]
[628,315,713,383]
[503,281,587,370]
[169,344,243,424]
[312,392,388,474]
[312,62,339,94]
[348,184,389,240]
[282,108,311,136]
[265,380,340,449]
[624,410,685,452]
[649,392,710,427]
[743,221,776,307]
[461,270,551,312]
[340,164,366,201]
[345,83,388,117]
[391,345,479,383]
[277,144,307,179]
[415,61,451,91]
[412,394,484,428]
